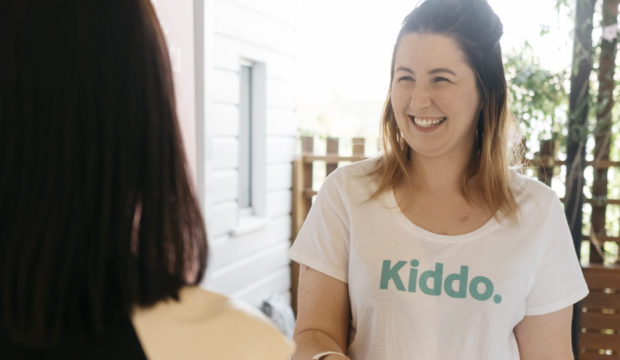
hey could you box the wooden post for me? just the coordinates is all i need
[352,137,366,157]
[536,139,555,187]
[301,136,314,229]
[290,136,314,315]
[590,173,608,264]
[291,136,314,237]
[326,137,339,177]
[519,138,528,174]
[565,0,596,353]
[590,0,618,265]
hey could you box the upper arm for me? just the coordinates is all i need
[514,305,574,360]
[294,264,351,351]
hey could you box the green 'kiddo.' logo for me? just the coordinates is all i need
[380,260,503,304]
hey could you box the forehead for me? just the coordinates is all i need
[394,33,471,73]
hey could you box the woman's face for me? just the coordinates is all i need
[391,33,481,162]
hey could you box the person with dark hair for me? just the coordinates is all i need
[0,0,293,358]
[289,0,587,359]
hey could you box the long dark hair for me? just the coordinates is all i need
[0,0,208,347]
[372,0,518,220]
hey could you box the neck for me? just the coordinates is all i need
[406,151,476,196]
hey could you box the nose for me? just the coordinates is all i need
[409,85,432,110]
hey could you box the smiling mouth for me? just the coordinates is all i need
[409,116,447,129]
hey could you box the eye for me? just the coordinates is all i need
[433,76,451,83]
[398,76,415,82]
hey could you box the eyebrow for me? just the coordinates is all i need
[395,66,457,77]
[430,68,457,76]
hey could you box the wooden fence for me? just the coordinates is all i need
[290,136,620,359]
[581,265,620,358]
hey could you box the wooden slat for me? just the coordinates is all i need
[301,137,314,216]
[303,154,367,163]
[300,191,620,211]
[580,333,620,350]
[291,158,304,235]
[587,160,620,168]
[581,312,620,330]
[584,198,620,206]
[326,137,339,176]
[554,160,620,168]
[290,136,315,316]
[579,352,618,360]
[290,156,303,316]
[525,159,620,168]
[536,139,555,186]
[303,189,317,198]
[583,235,620,244]
[560,198,620,206]
[583,265,620,289]
[352,137,365,156]
[582,292,620,308]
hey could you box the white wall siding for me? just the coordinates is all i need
[212,69,240,104]
[213,0,295,55]
[267,190,292,218]
[203,0,297,311]
[267,79,296,109]
[236,268,290,308]
[211,170,238,203]
[267,164,292,192]
[211,104,239,136]
[212,137,238,169]
[267,109,297,136]
[205,241,290,295]
[207,201,238,238]
[213,36,296,81]
[267,137,296,164]
[208,217,289,271]
[228,0,297,28]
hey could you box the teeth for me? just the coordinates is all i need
[411,116,445,128]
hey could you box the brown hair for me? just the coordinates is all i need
[371,0,519,220]
[0,0,207,347]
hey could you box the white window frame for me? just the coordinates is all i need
[232,59,268,235]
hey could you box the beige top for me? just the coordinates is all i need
[132,286,294,360]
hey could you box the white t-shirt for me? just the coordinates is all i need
[289,158,588,360]
[131,286,294,360]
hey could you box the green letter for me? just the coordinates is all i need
[380,260,407,291]
[444,265,468,298]
[408,259,420,293]
[419,262,443,296]
[469,276,494,301]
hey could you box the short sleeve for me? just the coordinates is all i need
[525,197,589,316]
[288,171,350,283]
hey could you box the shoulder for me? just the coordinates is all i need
[320,156,380,195]
[132,287,294,360]
[509,170,563,219]
[330,156,380,178]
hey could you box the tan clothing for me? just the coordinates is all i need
[132,287,294,360]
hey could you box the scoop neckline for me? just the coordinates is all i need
[385,188,501,243]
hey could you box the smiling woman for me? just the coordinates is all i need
[390,34,481,161]
[289,0,588,359]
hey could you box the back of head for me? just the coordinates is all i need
[0,0,207,347]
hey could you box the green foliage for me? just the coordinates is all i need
[504,43,569,142]
[554,0,570,11]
